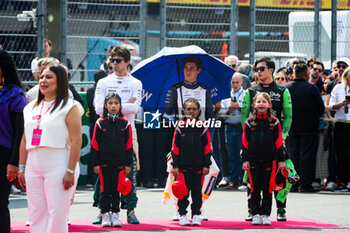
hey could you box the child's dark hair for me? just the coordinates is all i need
[183,98,200,119]
[102,93,123,118]
[251,92,274,127]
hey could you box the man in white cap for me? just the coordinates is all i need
[325,58,350,117]
[335,57,350,78]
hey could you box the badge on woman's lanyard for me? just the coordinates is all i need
[31,100,56,146]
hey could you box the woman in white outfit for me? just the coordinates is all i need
[329,67,350,191]
[18,65,82,233]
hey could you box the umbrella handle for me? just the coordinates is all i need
[176,58,185,113]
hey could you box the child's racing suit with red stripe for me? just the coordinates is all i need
[241,114,284,216]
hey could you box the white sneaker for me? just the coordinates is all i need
[192,215,201,226]
[199,213,208,221]
[172,211,180,221]
[237,184,248,191]
[218,177,229,187]
[252,214,261,225]
[346,182,350,190]
[11,185,21,194]
[111,212,122,227]
[261,215,271,225]
[325,181,336,191]
[25,221,30,226]
[67,219,70,225]
[179,215,191,226]
[101,212,111,227]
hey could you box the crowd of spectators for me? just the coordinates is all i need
[4,41,349,193]
[2,42,350,230]
[132,55,350,194]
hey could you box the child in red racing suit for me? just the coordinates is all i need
[242,92,286,225]
[171,98,212,226]
[91,93,133,227]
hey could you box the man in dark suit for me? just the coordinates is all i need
[285,62,325,192]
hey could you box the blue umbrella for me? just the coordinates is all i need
[131,45,234,111]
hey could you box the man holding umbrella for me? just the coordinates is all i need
[163,56,216,221]
[132,45,233,220]
[164,56,215,121]
[142,56,216,189]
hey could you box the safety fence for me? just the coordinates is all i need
[0,0,348,86]
[162,2,232,58]
[64,0,145,83]
[253,1,349,69]
[0,0,42,82]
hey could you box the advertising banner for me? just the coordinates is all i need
[78,93,92,185]
[144,0,350,9]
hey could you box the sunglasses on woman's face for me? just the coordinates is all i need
[110,58,124,63]
[337,65,348,69]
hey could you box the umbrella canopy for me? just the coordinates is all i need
[131,45,234,111]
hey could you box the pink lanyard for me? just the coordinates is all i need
[36,99,56,129]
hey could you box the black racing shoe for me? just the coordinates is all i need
[245,209,253,221]
[277,208,287,221]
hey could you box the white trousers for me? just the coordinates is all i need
[25,147,79,233]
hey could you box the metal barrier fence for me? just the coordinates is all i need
[161,1,232,58]
[250,2,320,67]
[249,2,349,69]
[159,1,348,71]
[0,0,44,82]
[62,0,146,83]
[2,1,349,89]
